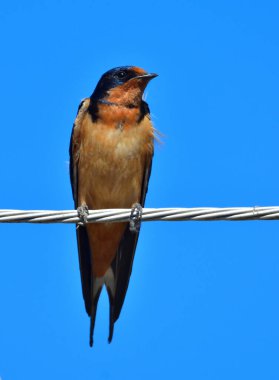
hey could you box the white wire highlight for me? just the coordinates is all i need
[0,206,279,223]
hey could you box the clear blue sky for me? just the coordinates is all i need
[0,1,279,379]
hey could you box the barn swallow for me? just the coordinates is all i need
[69,66,157,346]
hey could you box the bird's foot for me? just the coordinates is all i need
[129,203,143,233]
[77,204,89,225]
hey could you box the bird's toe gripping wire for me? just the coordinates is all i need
[77,204,89,225]
[129,203,143,232]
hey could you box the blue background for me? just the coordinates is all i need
[0,1,279,379]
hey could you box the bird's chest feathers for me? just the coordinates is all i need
[77,112,153,207]
[79,113,152,181]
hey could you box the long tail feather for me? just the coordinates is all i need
[107,289,115,343]
[89,285,102,347]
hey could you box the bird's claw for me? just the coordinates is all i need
[77,204,89,225]
[129,203,143,233]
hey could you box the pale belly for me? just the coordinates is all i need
[77,117,152,210]
[74,112,153,276]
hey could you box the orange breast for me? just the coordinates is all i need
[77,112,154,276]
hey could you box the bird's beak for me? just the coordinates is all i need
[135,73,158,81]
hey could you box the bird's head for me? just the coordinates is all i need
[91,66,157,108]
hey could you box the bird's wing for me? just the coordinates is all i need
[111,146,154,324]
[69,98,92,315]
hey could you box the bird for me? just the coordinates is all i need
[69,66,157,346]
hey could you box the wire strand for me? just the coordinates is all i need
[0,207,279,223]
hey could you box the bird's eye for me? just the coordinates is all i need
[115,71,127,79]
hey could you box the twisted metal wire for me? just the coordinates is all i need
[0,206,279,223]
